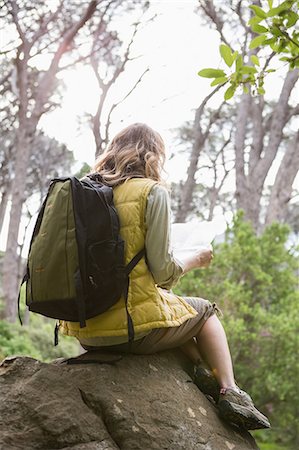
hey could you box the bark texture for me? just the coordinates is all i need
[265,130,299,225]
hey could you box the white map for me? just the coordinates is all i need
[171,217,227,261]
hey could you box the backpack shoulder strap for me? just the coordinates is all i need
[123,248,145,342]
[82,174,119,240]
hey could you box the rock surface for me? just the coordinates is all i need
[0,351,258,450]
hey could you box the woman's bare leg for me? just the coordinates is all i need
[182,315,270,429]
[195,315,236,389]
[180,338,202,365]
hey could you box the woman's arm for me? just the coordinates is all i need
[145,185,182,289]
[145,185,213,289]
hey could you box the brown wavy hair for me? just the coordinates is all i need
[93,123,166,186]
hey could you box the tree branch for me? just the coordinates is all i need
[30,1,64,46]
[175,87,224,222]
[235,0,252,36]
[198,0,231,47]
[104,68,149,143]
[0,69,13,91]
[107,21,140,89]
[203,101,225,140]
[91,11,148,157]
[8,0,27,44]
[32,0,98,124]
[286,104,299,122]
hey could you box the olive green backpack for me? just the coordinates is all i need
[19,175,144,344]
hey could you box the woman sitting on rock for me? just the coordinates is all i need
[60,123,270,431]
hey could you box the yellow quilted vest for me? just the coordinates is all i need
[59,178,197,339]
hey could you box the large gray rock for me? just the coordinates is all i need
[0,351,258,450]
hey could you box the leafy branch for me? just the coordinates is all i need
[198,0,299,99]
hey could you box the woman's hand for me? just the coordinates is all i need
[181,247,214,274]
[194,248,214,268]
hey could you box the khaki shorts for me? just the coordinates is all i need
[81,297,218,354]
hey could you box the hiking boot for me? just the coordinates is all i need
[217,387,271,430]
[193,365,220,403]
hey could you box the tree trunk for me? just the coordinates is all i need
[175,133,204,223]
[207,188,218,221]
[253,70,299,192]
[234,72,299,230]
[2,128,30,321]
[0,188,9,239]
[265,130,299,225]
[234,93,262,224]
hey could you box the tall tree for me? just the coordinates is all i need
[1,0,101,321]
[178,0,299,229]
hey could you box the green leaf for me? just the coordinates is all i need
[270,25,284,37]
[232,51,239,62]
[267,0,273,7]
[219,44,234,67]
[267,2,293,17]
[210,76,228,86]
[263,37,277,46]
[248,16,263,26]
[290,60,296,69]
[224,85,236,100]
[236,55,243,71]
[257,87,266,95]
[243,85,249,94]
[277,38,288,52]
[250,5,267,18]
[249,35,267,49]
[241,66,257,74]
[251,23,268,33]
[198,68,226,78]
[286,11,298,28]
[250,55,260,66]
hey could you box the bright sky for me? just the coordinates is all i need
[38,0,299,186]
[39,0,221,181]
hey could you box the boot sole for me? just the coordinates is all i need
[218,399,271,430]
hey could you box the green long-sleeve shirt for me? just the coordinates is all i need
[145,184,183,288]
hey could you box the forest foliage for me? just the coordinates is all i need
[175,214,299,449]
